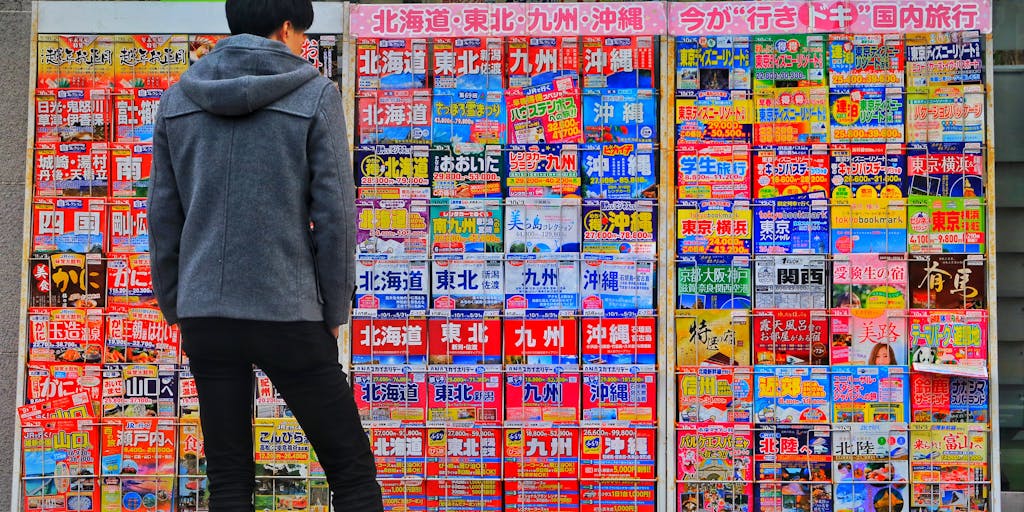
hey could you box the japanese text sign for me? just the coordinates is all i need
[669,0,991,36]
[350,3,668,38]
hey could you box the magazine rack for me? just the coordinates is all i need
[17,2,1000,512]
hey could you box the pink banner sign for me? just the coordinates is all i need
[669,0,991,35]
[350,2,667,38]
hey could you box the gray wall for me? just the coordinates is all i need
[994,1,1024,500]
[995,66,1024,495]
[0,1,31,510]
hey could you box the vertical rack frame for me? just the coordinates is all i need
[338,2,356,376]
[658,34,677,512]
[984,29,1002,511]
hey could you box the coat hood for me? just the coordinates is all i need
[178,34,320,116]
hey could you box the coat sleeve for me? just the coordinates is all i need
[147,110,185,325]
[308,84,356,327]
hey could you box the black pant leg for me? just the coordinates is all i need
[252,321,384,512]
[179,318,258,512]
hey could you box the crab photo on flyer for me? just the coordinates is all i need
[29,252,106,308]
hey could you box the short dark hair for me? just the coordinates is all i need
[226,0,314,37]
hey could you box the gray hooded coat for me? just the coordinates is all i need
[149,34,355,327]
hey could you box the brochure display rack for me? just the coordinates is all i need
[16,2,1000,512]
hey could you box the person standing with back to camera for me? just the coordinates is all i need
[147,1,383,510]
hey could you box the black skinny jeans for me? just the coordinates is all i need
[179,318,383,512]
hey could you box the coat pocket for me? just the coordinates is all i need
[307,232,325,305]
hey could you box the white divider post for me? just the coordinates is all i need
[337,1,356,375]
[657,32,678,512]
[984,28,1002,512]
